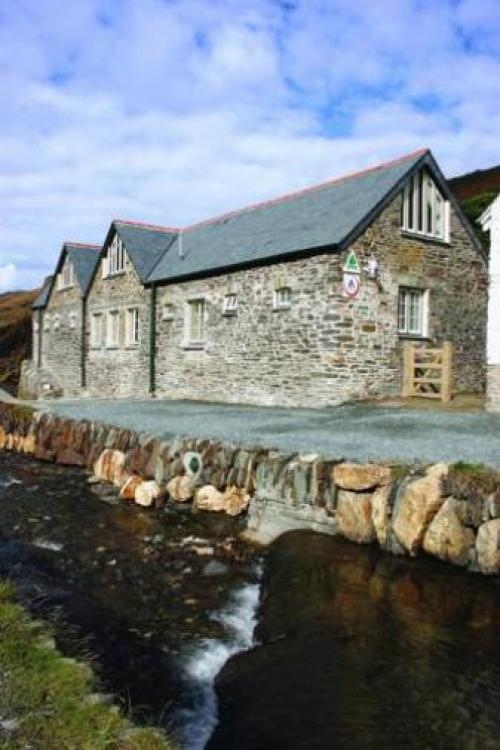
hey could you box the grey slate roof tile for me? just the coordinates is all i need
[65,243,101,296]
[147,149,428,284]
[32,275,53,309]
[114,222,177,282]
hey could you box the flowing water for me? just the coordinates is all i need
[2,452,500,749]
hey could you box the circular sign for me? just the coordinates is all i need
[343,273,360,299]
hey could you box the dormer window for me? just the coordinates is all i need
[57,259,74,290]
[401,169,449,241]
[107,235,125,276]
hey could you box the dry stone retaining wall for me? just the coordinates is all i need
[1,403,499,575]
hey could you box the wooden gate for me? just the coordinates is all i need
[402,342,453,402]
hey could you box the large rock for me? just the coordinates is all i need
[166,475,196,502]
[194,485,227,512]
[224,486,250,516]
[371,484,392,548]
[94,449,126,486]
[392,464,448,556]
[333,462,391,491]
[119,475,143,500]
[336,490,376,544]
[476,519,500,574]
[423,498,475,567]
[134,480,165,508]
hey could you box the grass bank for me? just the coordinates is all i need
[0,580,174,749]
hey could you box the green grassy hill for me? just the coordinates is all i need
[0,289,39,395]
[450,165,500,248]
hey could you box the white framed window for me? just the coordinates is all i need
[125,307,139,346]
[43,315,50,332]
[162,303,175,321]
[33,319,39,333]
[57,259,74,290]
[398,287,428,337]
[274,286,292,310]
[91,313,105,347]
[69,312,77,330]
[53,314,61,331]
[107,310,120,347]
[223,293,237,315]
[107,235,125,276]
[186,298,205,345]
[401,169,449,241]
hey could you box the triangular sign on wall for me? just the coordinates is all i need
[344,250,361,274]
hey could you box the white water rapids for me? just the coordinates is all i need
[174,565,262,750]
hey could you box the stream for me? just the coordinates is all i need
[2,452,500,749]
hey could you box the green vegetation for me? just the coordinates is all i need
[0,581,174,750]
[0,290,38,396]
[460,190,499,249]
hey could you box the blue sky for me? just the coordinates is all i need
[1,0,499,291]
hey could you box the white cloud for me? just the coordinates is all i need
[0,0,499,291]
[0,263,19,292]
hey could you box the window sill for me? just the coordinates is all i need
[400,230,450,247]
[105,271,126,279]
[398,334,431,341]
[57,285,74,292]
[222,310,237,317]
[124,344,139,350]
[273,305,291,312]
[105,345,120,350]
[182,342,205,350]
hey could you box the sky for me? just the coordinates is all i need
[1,0,499,292]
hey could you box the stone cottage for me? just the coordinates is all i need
[23,148,488,408]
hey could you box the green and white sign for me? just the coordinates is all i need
[343,250,361,274]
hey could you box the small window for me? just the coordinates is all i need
[187,299,205,345]
[223,293,237,315]
[401,169,448,240]
[69,312,77,330]
[107,235,125,276]
[274,286,292,310]
[398,288,428,337]
[58,259,74,290]
[107,310,120,347]
[43,315,50,332]
[53,314,61,331]
[91,313,105,347]
[162,303,175,321]
[33,319,39,333]
[126,307,139,346]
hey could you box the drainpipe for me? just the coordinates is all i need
[81,297,86,390]
[149,284,157,396]
[37,309,42,368]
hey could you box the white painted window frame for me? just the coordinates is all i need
[125,307,140,347]
[106,235,125,277]
[223,293,237,315]
[106,309,120,348]
[57,259,74,290]
[273,286,292,310]
[162,302,175,321]
[90,312,105,348]
[185,297,206,348]
[401,169,449,241]
[398,287,429,338]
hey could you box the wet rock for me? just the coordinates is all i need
[371,484,393,548]
[167,475,196,502]
[134,480,165,508]
[194,484,226,512]
[333,462,391,491]
[336,490,376,544]
[56,448,86,467]
[423,498,475,567]
[203,560,229,576]
[119,475,143,500]
[476,519,500,574]
[94,449,126,486]
[392,464,448,556]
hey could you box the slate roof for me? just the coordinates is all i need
[32,275,53,309]
[113,221,177,282]
[147,148,429,284]
[32,242,100,309]
[65,243,101,296]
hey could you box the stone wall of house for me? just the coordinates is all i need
[153,193,487,407]
[41,258,83,397]
[85,249,151,398]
